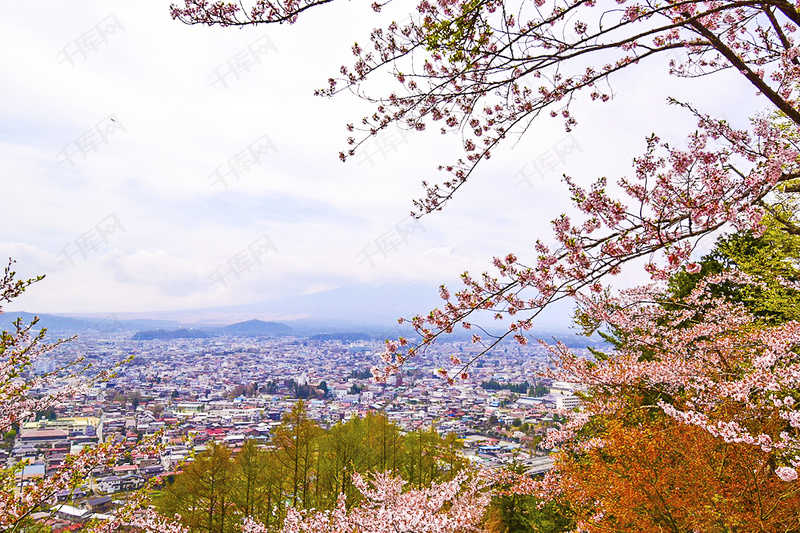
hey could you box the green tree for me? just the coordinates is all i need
[528,384,549,397]
[440,431,466,476]
[155,412,477,531]
[310,413,407,511]
[668,223,800,324]
[316,415,368,508]
[484,462,573,533]
[129,391,142,410]
[402,427,450,489]
[231,439,284,527]
[363,412,404,474]
[271,401,321,509]
[2,428,16,451]
[157,442,235,532]
[35,406,57,421]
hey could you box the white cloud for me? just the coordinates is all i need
[0,1,773,315]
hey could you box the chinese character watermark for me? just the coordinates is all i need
[208,134,278,188]
[513,134,583,187]
[56,213,126,267]
[356,123,411,167]
[356,217,425,267]
[56,13,126,67]
[209,35,278,88]
[55,114,125,167]
[209,233,278,288]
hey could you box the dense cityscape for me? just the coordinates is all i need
[11,327,589,530]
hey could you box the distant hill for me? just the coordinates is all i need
[0,312,184,334]
[4,282,582,338]
[221,319,292,336]
[131,328,211,341]
[0,312,89,333]
[116,281,578,335]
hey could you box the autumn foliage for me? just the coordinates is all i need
[521,254,800,530]
[556,415,800,531]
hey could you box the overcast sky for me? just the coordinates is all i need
[0,2,769,316]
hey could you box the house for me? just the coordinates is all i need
[97,475,122,493]
[52,504,90,524]
[120,474,145,491]
[141,465,165,479]
[542,393,581,410]
[85,496,114,512]
[15,464,45,484]
[53,489,88,503]
[12,444,38,459]
[18,428,70,447]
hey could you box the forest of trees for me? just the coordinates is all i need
[156,402,469,532]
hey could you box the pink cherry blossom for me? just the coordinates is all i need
[776,467,798,482]
[281,471,490,533]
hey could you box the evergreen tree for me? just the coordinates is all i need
[230,440,283,527]
[157,442,235,533]
[271,401,321,509]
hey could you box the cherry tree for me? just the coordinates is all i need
[0,263,111,530]
[507,269,800,529]
[280,470,490,533]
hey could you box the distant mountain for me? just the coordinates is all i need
[61,282,451,335]
[221,319,292,336]
[232,282,574,331]
[4,282,581,338]
[198,282,446,331]
[131,329,211,341]
[0,312,88,333]
[0,312,183,334]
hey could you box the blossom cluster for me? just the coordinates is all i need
[282,471,490,533]
[544,271,800,482]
